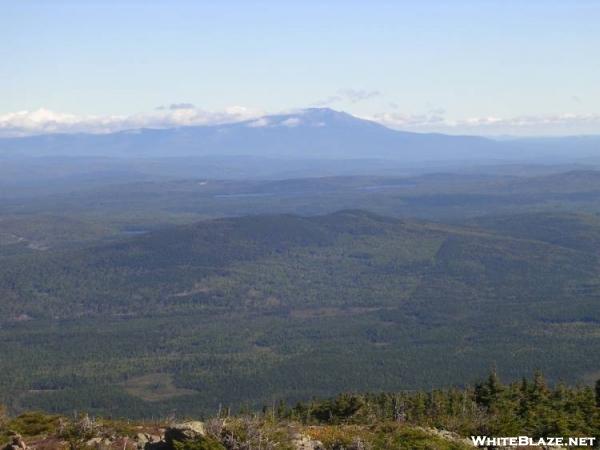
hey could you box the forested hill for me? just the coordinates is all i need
[1,210,403,317]
[1,210,599,416]
[2,209,599,320]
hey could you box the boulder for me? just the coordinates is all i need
[416,427,473,447]
[164,421,206,445]
[2,433,27,450]
[135,433,148,449]
[85,437,103,446]
[85,437,113,448]
[291,433,324,450]
[136,433,164,450]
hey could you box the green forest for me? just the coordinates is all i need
[1,207,600,417]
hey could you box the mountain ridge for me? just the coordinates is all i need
[3,108,600,177]
[0,108,504,161]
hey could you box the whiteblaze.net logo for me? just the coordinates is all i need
[470,436,597,447]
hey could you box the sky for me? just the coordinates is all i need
[2,0,600,136]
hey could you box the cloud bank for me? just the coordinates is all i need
[1,105,600,137]
[371,112,600,136]
[0,105,263,137]
[314,89,382,106]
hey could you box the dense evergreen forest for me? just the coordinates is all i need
[1,204,600,417]
[289,372,600,438]
[0,167,599,418]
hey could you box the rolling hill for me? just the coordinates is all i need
[0,210,599,416]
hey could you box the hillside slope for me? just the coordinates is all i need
[0,210,599,416]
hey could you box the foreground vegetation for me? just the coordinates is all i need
[1,373,598,449]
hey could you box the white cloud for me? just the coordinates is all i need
[156,103,196,110]
[339,89,381,103]
[2,106,600,137]
[314,88,381,106]
[0,106,263,137]
[368,111,445,129]
[280,117,301,127]
[0,109,122,136]
[369,111,600,136]
[246,117,270,128]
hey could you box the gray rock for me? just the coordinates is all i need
[164,421,206,445]
[137,433,166,449]
[135,433,149,449]
[2,433,27,450]
[85,437,113,449]
[291,433,324,450]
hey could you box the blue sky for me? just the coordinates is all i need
[2,0,600,135]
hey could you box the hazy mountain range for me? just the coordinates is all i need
[2,108,600,162]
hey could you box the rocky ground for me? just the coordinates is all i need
[1,412,474,450]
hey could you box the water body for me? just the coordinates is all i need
[356,184,416,191]
[214,193,277,199]
[121,229,149,236]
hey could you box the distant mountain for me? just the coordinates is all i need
[3,108,600,188]
[0,108,502,161]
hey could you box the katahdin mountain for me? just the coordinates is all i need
[2,108,600,162]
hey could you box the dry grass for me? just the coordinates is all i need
[122,373,197,402]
